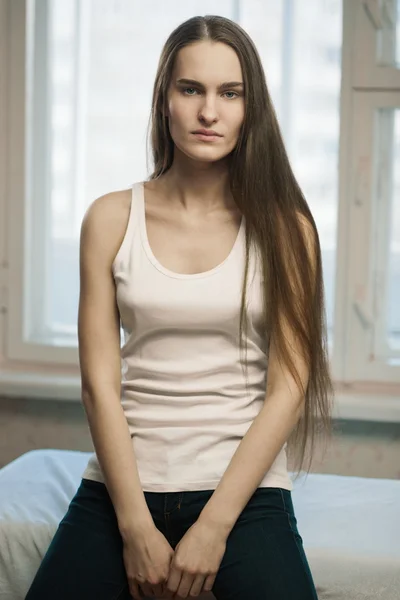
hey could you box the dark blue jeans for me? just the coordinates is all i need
[25,477,318,599]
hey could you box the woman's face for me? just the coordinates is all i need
[165,40,245,163]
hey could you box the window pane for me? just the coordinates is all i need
[242,0,342,347]
[397,0,400,63]
[376,0,400,67]
[32,0,342,345]
[289,0,341,349]
[373,106,400,355]
[387,110,400,348]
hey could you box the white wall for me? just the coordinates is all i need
[1,395,400,479]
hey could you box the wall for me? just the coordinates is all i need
[1,395,400,479]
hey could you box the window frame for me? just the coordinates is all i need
[332,0,400,384]
[344,91,400,382]
[5,0,78,366]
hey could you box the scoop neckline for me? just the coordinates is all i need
[138,181,245,280]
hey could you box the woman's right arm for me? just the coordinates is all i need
[77,191,154,540]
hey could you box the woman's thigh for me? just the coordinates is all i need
[212,488,318,600]
[25,478,133,600]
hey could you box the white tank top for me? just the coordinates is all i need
[82,181,292,492]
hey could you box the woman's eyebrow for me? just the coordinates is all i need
[176,78,244,89]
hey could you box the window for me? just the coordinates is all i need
[334,0,400,384]
[3,0,399,407]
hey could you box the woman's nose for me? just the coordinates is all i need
[198,96,218,123]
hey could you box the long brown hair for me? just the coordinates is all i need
[146,15,334,478]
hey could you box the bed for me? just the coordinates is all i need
[0,449,399,600]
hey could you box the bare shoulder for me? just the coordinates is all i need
[80,188,132,267]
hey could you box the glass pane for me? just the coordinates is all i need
[376,0,400,67]
[290,0,342,349]
[242,0,342,347]
[397,0,400,63]
[33,0,342,346]
[387,110,400,348]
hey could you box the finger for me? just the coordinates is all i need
[189,574,207,597]
[160,582,175,599]
[137,582,154,597]
[150,582,165,597]
[165,565,182,595]
[160,579,174,595]
[203,574,216,592]
[130,580,144,600]
[176,572,196,598]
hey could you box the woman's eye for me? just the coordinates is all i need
[182,88,239,98]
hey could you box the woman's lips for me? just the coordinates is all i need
[192,132,221,141]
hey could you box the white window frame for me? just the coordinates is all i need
[1,0,400,421]
[345,91,399,382]
[5,0,80,366]
[0,1,8,349]
[331,0,400,387]
[0,0,80,397]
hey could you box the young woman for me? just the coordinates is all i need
[25,14,333,600]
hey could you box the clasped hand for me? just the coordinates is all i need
[160,519,227,598]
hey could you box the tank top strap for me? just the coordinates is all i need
[126,180,144,253]
[111,181,143,273]
[131,181,143,222]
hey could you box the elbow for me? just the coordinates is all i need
[80,378,120,408]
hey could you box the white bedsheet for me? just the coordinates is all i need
[0,449,399,599]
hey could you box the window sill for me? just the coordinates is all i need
[0,370,399,423]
